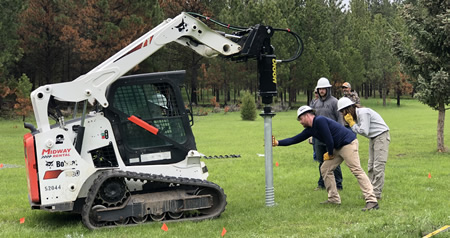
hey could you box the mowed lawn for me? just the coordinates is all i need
[0,98,449,237]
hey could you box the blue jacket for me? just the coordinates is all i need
[278,116,356,156]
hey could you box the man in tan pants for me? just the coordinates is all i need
[273,105,378,211]
[320,139,377,207]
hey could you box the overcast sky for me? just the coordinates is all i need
[342,0,351,9]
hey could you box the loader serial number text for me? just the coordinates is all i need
[44,185,61,191]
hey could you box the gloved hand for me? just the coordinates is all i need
[344,113,356,127]
[272,135,278,147]
[323,152,334,161]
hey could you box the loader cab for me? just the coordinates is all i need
[104,70,196,166]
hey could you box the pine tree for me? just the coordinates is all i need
[0,0,25,78]
[240,92,257,121]
[13,74,33,117]
[393,0,450,152]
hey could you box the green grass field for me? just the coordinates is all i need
[0,98,449,237]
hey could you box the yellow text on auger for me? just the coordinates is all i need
[272,58,277,84]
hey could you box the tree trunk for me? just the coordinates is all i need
[289,86,296,108]
[306,89,311,106]
[365,83,370,99]
[225,76,230,105]
[382,73,387,106]
[437,101,446,152]
[279,91,283,106]
[190,53,202,105]
[190,67,198,105]
[215,88,220,104]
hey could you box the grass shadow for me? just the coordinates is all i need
[31,211,83,228]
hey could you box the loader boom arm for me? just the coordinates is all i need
[31,12,241,132]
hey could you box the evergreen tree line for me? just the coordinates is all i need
[0,0,442,113]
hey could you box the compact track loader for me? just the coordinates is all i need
[23,12,302,229]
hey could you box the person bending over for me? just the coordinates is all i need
[273,105,379,211]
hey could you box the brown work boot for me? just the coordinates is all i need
[320,200,341,205]
[361,195,382,201]
[361,202,379,211]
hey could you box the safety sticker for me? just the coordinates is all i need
[65,170,80,177]
[101,130,109,139]
[141,151,171,162]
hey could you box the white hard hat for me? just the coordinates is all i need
[337,97,354,111]
[316,77,332,88]
[149,93,168,109]
[297,105,313,119]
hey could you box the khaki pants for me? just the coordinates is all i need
[320,139,377,203]
[369,131,390,198]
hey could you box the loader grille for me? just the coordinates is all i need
[103,71,197,166]
[89,143,118,168]
[112,82,187,149]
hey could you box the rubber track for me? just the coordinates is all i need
[81,170,226,230]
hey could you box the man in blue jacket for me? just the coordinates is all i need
[273,106,378,211]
